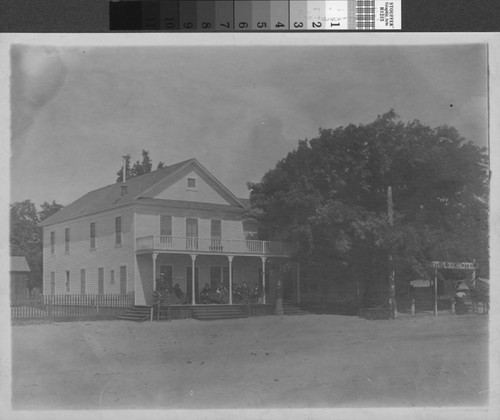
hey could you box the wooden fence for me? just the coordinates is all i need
[11,292,135,321]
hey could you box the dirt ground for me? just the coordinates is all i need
[10,313,489,411]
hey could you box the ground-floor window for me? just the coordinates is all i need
[119,266,127,294]
[65,271,70,293]
[80,269,86,295]
[98,268,104,294]
[50,272,55,295]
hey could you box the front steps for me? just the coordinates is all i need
[283,302,309,316]
[117,305,151,322]
[117,302,308,322]
[192,304,247,321]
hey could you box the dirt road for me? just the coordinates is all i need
[11,313,488,410]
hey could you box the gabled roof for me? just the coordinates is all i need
[11,256,30,272]
[40,158,247,227]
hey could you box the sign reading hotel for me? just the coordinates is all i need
[431,261,478,270]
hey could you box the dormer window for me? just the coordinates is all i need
[187,177,196,189]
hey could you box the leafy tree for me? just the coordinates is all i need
[10,199,64,291]
[116,150,164,182]
[248,111,488,307]
[11,200,42,291]
[39,200,64,222]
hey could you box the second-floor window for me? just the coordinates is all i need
[211,219,221,238]
[90,222,96,249]
[210,219,222,251]
[65,228,70,253]
[115,216,122,245]
[50,231,55,254]
[160,215,172,236]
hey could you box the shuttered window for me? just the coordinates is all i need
[65,228,70,253]
[65,271,70,293]
[115,216,122,245]
[90,222,96,249]
[50,232,55,254]
[50,272,55,294]
[80,269,86,295]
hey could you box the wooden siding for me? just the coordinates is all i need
[133,207,247,242]
[43,208,135,296]
[154,169,229,205]
[135,212,158,238]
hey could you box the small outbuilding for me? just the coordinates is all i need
[10,256,31,302]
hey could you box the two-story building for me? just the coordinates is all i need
[40,159,295,306]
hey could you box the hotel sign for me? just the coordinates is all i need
[431,261,478,270]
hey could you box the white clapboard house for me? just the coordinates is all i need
[40,159,295,306]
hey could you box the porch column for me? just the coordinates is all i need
[227,255,234,305]
[152,252,158,292]
[261,256,267,304]
[190,254,197,305]
[296,262,301,304]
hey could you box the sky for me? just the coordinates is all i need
[10,42,488,206]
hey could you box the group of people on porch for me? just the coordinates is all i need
[154,273,263,305]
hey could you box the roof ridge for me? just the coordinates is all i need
[73,159,198,199]
[39,158,199,227]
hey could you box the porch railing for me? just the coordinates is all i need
[136,235,295,256]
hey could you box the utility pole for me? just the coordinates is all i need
[388,186,397,319]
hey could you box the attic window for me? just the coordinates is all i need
[187,178,196,189]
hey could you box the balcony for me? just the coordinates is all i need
[136,235,296,257]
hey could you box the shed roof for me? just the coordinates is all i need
[11,256,31,272]
[40,158,250,227]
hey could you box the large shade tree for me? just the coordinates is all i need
[10,200,64,291]
[248,111,488,306]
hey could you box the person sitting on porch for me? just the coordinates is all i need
[157,273,168,292]
[252,282,262,304]
[240,282,250,304]
[216,281,228,304]
[173,283,185,304]
[200,283,211,304]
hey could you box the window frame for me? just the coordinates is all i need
[115,216,122,245]
[65,227,70,253]
[65,270,70,294]
[210,219,222,238]
[98,267,104,295]
[50,231,55,254]
[90,222,96,249]
[80,269,86,295]
[160,214,173,236]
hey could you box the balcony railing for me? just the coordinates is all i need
[136,235,295,256]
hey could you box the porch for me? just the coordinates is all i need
[136,235,296,257]
[134,241,300,307]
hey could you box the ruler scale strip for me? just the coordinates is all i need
[109,1,401,31]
